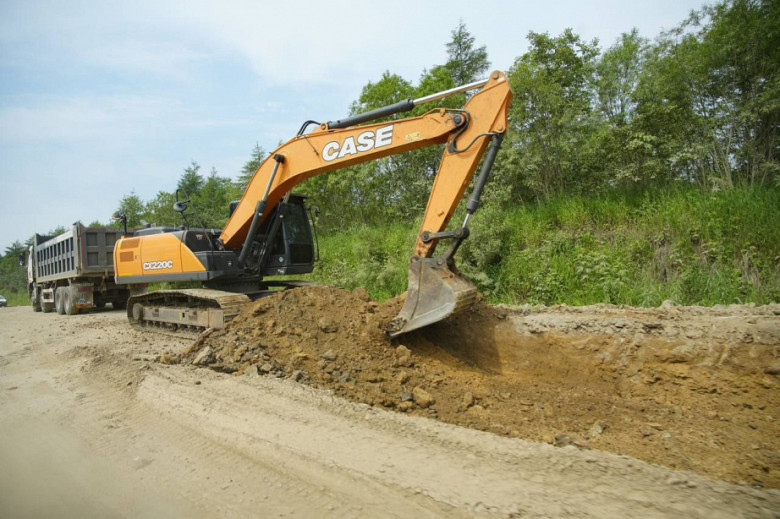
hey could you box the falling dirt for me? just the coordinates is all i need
[176,285,780,489]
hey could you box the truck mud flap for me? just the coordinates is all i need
[386,257,478,338]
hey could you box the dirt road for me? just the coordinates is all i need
[1,305,779,518]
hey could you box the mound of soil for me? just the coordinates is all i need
[175,285,780,488]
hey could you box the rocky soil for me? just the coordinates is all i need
[176,285,780,488]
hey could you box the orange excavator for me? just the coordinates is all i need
[113,71,512,337]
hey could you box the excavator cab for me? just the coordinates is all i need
[256,194,316,277]
[196,193,316,278]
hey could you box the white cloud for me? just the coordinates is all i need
[0,95,180,142]
[156,0,399,85]
[82,41,211,82]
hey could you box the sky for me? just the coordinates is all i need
[0,0,707,252]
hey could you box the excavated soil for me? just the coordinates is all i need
[175,285,780,488]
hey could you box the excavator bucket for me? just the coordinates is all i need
[386,257,478,338]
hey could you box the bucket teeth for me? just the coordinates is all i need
[387,257,477,338]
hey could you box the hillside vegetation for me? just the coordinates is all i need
[310,186,780,306]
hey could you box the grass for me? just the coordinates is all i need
[307,225,417,301]
[304,186,780,306]
[3,291,31,307]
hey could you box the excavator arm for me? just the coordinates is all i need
[222,72,511,336]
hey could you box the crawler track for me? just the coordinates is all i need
[126,289,251,336]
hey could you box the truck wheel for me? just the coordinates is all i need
[64,292,78,316]
[42,301,54,313]
[55,289,65,315]
[31,287,42,312]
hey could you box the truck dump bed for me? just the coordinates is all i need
[34,224,122,282]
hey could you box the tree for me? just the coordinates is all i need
[116,191,145,228]
[445,21,490,85]
[501,29,600,198]
[695,0,780,186]
[0,241,27,301]
[416,65,458,110]
[237,143,267,190]
[592,30,656,186]
[300,26,489,229]
[595,29,645,126]
[630,0,780,189]
[195,167,234,228]
[349,71,415,115]
[177,161,205,196]
[301,72,418,228]
[144,191,178,227]
[301,26,490,229]
[5,241,26,257]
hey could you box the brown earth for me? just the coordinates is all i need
[177,285,780,488]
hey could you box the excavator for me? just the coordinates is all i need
[113,71,512,338]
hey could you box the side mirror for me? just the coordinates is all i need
[18,253,25,267]
[173,201,188,213]
[112,212,129,236]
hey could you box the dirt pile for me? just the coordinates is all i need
[176,285,429,408]
[175,286,780,488]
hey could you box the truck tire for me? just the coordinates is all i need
[31,287,42,312]
[42,301,54,313]
[55,289,65,315]
[64,292,78,316]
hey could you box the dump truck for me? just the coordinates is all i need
[27,223,144,314]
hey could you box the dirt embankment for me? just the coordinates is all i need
[175,285,780,488]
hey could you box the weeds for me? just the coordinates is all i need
[305,186,779,306]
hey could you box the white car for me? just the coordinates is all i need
[0,295,6,307]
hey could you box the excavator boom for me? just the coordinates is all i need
[223,71,511,336]
[221,71,511,257]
